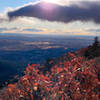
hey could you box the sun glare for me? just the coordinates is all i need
[42,0,60,4]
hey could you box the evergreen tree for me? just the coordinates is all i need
[93,37,99,49]
[84,37,100,59]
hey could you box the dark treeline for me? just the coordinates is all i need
[85,37,100,59]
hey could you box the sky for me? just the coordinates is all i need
[0,0,100,36]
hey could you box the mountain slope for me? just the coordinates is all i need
[1,51,100,100]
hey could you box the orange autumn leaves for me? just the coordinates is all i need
[4,53,100,100]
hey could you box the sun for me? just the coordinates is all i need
[41,0,68,6]
[42,0,60,4]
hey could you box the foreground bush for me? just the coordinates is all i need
[3,53,100,100]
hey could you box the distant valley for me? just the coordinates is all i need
[0,34,95,85]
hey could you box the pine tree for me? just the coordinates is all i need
[93,37,99,49]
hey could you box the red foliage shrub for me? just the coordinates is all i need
[4,53,100,100]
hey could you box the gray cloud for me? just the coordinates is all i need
[0,27,17,32]
[23,28,43,32]
[0,15,8,22]
[0,27,43,33]
[8,1,100,24]
[0,18,7,22]
[0,28,8,32]
[87,29,100,33]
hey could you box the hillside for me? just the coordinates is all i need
[1,0,100,99]
[0,37,100,100]
[1,35,91,85]
[77,37,100,59]
[0,50,100,100]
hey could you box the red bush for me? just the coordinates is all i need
[4,53,100,100]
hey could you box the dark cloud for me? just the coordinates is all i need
[23,28,43,32]
[8,1,100,23]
